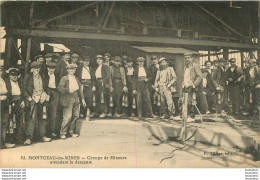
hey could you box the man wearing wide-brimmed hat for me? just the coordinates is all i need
[23,61,51,145]
[133,57,156,118]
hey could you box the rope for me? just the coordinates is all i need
[160,94,203,164]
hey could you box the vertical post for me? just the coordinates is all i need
[180,93,188,141]
[25,37,32,73]
[258,1,260,59]
[249,50,254,59]
[5,37,12,68]
[240,51,244,68]
[223,49,229,60]
[207,51,210,61]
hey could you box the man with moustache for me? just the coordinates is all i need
[154,57,177,120]
[180,53,202,120]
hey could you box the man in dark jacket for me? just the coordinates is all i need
[211,58,228,115]
[227,58,244,115]
[75,56,96,120]
[133,57,156,118]
[23,61,51,145]
[45,62,60,138]
[58,64,86,139]
[197,68,215,114]
[149,55,160,115]
[55,52,72,83]
[109,56,128,117]
[94,55,112,118]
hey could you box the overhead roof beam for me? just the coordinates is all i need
[38,2,98,27]
[194,2,246,40]
[9,28,260,50]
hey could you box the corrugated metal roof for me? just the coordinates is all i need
[132,46,199,54]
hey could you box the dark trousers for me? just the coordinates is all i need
[136,81,153,117]
[96,81,109,114]
[197,92,209,113]
[229,84,242,113]
[1,100,8,147]
[81,84,93,117]
[112,80,124,114]
[11,100,25,143]
[127,83,137,116]
[26,100,47,140]
[151,90,159,115]
[47,89,60,136]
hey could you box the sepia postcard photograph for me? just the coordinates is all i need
[0,0,259,171]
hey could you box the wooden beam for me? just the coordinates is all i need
[9,28,260,50]
[183,4,229,37]
[29,2,34,26]
[39,2,98,27]
[99,3,111,27]
[6,37,12,68]
[25,37,32,73]
[194,2,246,39]
[12,39,25,65]
[102,2,115,28]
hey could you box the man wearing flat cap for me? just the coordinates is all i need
[53,53,62,64]
[149,55,160,115]
[75,56,96,120]
[211,58,228,115]
[133,57,156,118]
[125,58,136,116]
[5,68,25,146]
[44,53,53,64]
[55,51,72,83]
[23,61,51,145]
[243,59,258,116]
[94,55,112,118]
[197,68,215,114]
[226,58,243,115]
[109,56,128,117]
[71,53,80,67]
[154,57,177,119]
[104,53,112,67]
[45,62,60,138]
[58,64,86,139]
[181,53,202,119]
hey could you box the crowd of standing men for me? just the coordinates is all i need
[1,51,260,149]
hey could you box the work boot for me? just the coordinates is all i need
[60,135,66,139]
[24,139,31,145]
[160,114,167,119]
[206,111,210,115]
[85,116,90,121]
[107,113,112,117]
[114,113,121,118]
[42,136,51,142]
[131,113,135,117]
[72,134,79,138]
[5,143,15,149]
[99,113,106,118]
[169,115,174,120]
[52,133,57,138]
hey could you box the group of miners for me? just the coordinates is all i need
[0,51,260,149]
